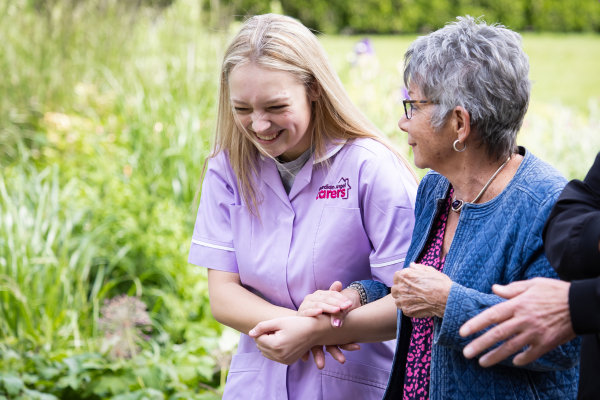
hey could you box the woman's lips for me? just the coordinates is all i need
[255,129,283,142]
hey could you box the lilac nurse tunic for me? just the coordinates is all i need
[189,138,417,400]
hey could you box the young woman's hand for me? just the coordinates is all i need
[249,315,360,368]
[297,281,361,327]
[249,316,322,365]
[300,343,361,369]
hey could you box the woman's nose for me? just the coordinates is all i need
[251,113,270,132]
[398,114,409,133]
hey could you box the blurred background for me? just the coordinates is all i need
[1,0,599,398]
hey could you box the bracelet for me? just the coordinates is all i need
[347,282,367,306]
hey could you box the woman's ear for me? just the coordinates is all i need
[453,106,471,143]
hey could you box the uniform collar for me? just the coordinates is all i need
[314,140,346,164]
[258,140,346,205]
[257,139,346,164]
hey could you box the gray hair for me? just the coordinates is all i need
[404,16,530,160]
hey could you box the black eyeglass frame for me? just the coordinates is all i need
[402,99,438,119]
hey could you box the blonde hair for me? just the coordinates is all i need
[211,13,415,213]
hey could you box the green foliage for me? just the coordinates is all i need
[278,0,346,33]
[273,0,600,33]
[529,0,600,32]
[0,346,222,399]
[342,0,457,34]
[200,0,273,30]
[455,0,527,30]
[0,165,109,347]
[0,0,231,396]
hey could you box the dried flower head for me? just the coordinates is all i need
[98,295,152,359]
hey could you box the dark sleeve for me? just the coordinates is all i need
[569,277,600,334]
[543,152,600,280]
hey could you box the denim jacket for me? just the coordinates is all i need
[362,148,580,399]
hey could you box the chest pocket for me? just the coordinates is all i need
[313,205,372,288]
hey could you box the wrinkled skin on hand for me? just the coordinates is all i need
[460,277,575,367]
[391,263,452,318]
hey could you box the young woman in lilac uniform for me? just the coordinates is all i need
[188,14,417,400]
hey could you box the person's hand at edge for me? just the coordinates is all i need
[459,278,575,367]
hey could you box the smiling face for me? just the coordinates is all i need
[228,63,314,162]
[398,86,455,170]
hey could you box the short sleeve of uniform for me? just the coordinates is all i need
[359,146,417,286]
[188,154,239,272]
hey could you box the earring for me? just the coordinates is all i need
[453,139,467,152]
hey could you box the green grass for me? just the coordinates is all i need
[523,33,600,111]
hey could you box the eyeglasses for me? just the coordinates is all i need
[403,99,437,119]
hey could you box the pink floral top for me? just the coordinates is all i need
[403,189,452,400]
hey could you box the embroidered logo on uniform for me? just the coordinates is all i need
[316,177,351,200]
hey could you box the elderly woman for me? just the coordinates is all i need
[250,16,580,399]
[375,15,582,399]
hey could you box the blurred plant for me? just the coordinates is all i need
[99,295,152,359]
[0,342,221,399]
[212,327,239,388]
[348,38,375,65]
[0,0,225,396]
[0,165,103,348]
[520,100,600,179]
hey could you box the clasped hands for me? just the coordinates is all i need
[248,281,361,369]
[252,266,575,370]
[248,263,452,369]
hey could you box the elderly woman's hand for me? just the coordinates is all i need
[392,262,453,318]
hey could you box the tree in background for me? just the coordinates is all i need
[202,0,600,33]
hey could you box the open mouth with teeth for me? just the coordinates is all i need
[255,129,284,142]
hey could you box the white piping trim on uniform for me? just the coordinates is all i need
[371,258,405,268]
[191,239,235,252]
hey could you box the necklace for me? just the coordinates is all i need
[451,156,511,213]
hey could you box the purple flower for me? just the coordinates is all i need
[354,38,375,56]
[401,87,410,100]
